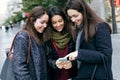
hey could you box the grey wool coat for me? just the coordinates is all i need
[12,31,48,80]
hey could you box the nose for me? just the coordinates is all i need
[56,22,60,27]
[71,17,76,23]
[43,23,47,28]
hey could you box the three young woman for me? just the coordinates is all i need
[11,0,113,79]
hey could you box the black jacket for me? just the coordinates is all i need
[76,22,113,80]
[45,39,77,80]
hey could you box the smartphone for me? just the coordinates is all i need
[58,57,68,62]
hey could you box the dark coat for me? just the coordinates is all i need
[76,22,113,80]
[45,39,77,80]
[12,31,47,80]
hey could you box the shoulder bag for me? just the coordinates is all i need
[0,30,30,80]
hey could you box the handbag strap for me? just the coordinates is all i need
[9,30,30,63]
[91,65,97,80]
[91,54,109,80]
[101,54,109,80]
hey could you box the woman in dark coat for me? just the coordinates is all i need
[65,0,113,80]
[45,6,77,80]
[12,6,49,80]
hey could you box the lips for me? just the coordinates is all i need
[75,20,81,25]
[75,21,78,25]
[38,27,45,32]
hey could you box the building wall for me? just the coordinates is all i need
[6,0,22,18]
[89,0,106,20]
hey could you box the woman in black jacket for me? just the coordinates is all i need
[65,0,113,80]
[45,6,77,80]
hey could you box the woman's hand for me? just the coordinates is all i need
[8,53,13,61]
[63,61,72,69]
[55,59,64,69]
[65,50,78,61]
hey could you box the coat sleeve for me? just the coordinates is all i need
[45,41,59,70]
[12,32,32,80]
[47,47,59,70]
[77,23,112,64]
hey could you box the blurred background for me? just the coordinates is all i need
[0,0,120,80]
[0,0,119,32]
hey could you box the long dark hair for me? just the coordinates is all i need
[48,6,71,35]
[65,0,112,42]
[23,6,49,45]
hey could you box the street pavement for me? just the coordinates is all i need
[0,23,120,80]
[112,33,120,80]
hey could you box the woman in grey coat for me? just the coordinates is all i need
[12,6,49,80]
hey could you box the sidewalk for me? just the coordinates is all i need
[111,34,120,80]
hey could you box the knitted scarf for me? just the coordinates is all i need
[52,31,71,49]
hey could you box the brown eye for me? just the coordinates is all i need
[52,21,56,25]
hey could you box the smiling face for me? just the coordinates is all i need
[34,13,49,33]
[51,15,64,32]
[67,9,83,25]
